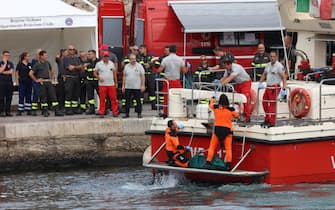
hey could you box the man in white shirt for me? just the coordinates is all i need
[122,53,145,118]
[94,51,119,117]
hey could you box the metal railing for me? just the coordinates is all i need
[319,78,335,121]
[155,78,169,116]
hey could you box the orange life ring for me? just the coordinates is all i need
[289,88,311,118]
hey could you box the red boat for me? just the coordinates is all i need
[144,79,335,185]
[143,0,335,185]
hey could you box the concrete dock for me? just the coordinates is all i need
[0,105,158,172]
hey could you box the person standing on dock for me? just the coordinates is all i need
[157,45,187,117]
[29,50,63,117]
[94,51,119,117]
[0,51,14,117]
[121,53,145,118]
[258,51,287,128]
[206,93,238,171]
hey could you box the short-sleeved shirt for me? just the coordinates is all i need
[63,55,81,77]
[124,62,145,89]
[160,53,184,80]
[32,61,52,79]
[0,61,14,81]
[16,62,32,81]
[224,63,250,84]
[264,61,285,86]
[95,60,115,86]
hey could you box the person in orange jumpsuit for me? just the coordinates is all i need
[206,93,238,170]
[165,120,189,167]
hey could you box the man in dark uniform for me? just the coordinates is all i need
[0,51,14,117]
[62,45,83,115]
[251,43,270,81]
[31,48,42,116]
[85,49,99,115]
[209,47,235,80]
[55,49,67,113]
[194,55,214,83]
[29,50,63,117]
[79,51,89,113]
[138,44,156,110]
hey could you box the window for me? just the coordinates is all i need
[102,17,123,48]
[219,32,260,46]
[135,19,144,46]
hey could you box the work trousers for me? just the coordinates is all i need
[79,79,86,110]
[262,84,280,125]
[162,79,182,115]
[124,89,142,115]
[98,85,118,115]
[86,80,98,106]
[32,81,40,111]
[56,76,65,109]
[18,79,32,112]
[64,76,80,109]
[206,127,232,163]
[145,73,156,104]
[235,79,251,120]
[0,79,13,113]
[38,81,59,109]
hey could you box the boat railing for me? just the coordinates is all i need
[256,86,292,126]
[319,78,335,121]
[154,78,169,116]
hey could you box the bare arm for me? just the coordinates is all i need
[113,67,118,88]
[140,73,145,92]
[259,71,267,83]
[280,71,287,89]
[157,65,165,73]
[220,74,236,85]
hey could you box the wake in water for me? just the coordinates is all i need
[121,171,189,191]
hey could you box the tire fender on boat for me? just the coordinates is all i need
[288,88,311,118]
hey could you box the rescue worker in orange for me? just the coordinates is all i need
[206,93,238,171]
[165,120,189,167]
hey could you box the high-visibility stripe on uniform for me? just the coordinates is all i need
[65,101,71,108]
[88,99,95,105]
[71,101,78,108]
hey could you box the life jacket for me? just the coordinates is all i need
[172,145,189,168]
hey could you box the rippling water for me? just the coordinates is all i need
[0,166,334,209]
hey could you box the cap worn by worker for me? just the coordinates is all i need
[100,44,109,50]
[102,51,109,57]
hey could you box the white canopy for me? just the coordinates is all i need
[0,0,97,79]
[168,0,283,33]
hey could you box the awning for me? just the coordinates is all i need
[306,34,335,42]
[168,0,283,33]
[0,0,96,30]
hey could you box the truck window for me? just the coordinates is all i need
[102,17,123,48]
[135,19,144,45]
[219,32,260,46]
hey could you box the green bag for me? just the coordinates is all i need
[189,153,228,170]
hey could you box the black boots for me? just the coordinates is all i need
[86,105,95,115]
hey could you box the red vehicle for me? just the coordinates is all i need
[129,0,283,69]
[98,0,127,60]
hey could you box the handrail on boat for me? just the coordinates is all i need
[155,78,169,116]
[319,78,335,121]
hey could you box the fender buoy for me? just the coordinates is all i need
[289,88,311,118]
[234,89,256,114]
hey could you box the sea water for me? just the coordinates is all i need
[0,166,334,209]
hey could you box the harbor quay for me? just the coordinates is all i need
[0,105,156,173]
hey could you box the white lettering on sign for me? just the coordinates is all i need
[190,147,223,158]
[331,156,335,169]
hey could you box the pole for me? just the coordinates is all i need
[231,145,255,172]
[148,141,166,164]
